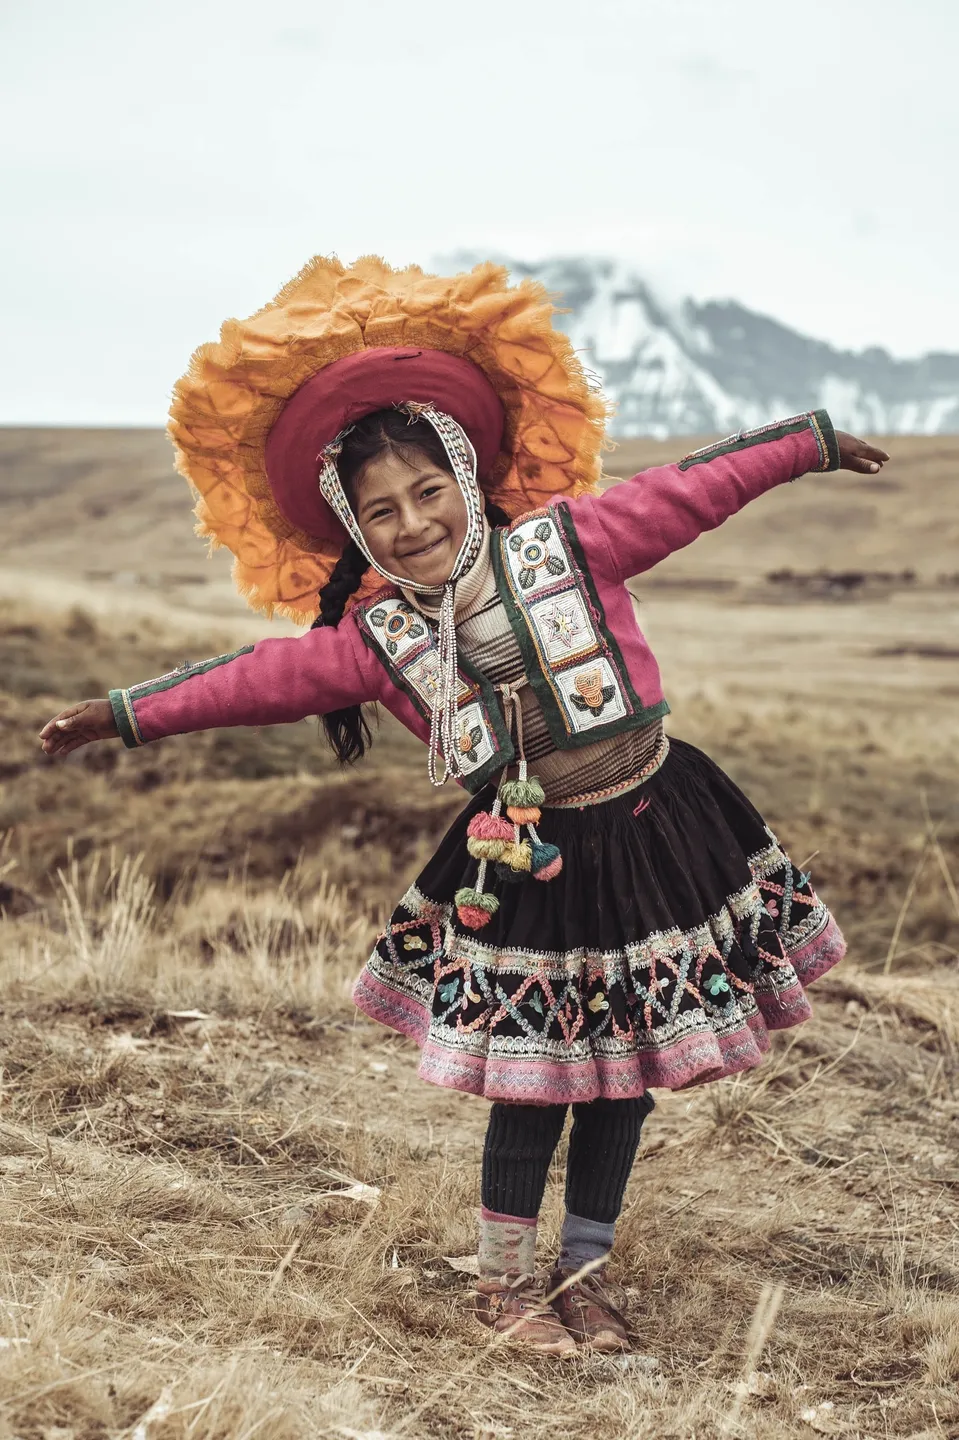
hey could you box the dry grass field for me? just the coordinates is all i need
[0,430,957,1438]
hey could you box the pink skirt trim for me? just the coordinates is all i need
[351,914,846,1105]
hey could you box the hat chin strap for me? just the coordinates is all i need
[318,403,486,786]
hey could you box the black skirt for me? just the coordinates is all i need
[352,738,844,1104]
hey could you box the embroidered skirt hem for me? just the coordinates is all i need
[351,738,846,1105]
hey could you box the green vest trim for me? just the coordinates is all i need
[355,503,669,787]
[354,592,514,791]
[491,504,668,748]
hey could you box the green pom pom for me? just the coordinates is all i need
[530,841,563,881]
[454,887,499,915]
[499,776,545,808]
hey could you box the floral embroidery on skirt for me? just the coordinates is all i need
[351,739,845,1104]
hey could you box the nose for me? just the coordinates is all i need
[396,499,430,540]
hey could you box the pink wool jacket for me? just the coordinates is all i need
[110,411,839,773]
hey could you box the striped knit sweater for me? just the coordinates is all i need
[405,530,665,806]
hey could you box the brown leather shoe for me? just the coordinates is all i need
[475,1272,577,1355]
[547,1266,630,1352]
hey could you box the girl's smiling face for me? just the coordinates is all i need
[353,445,469,586]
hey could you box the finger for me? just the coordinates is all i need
[49,734,88,756]
[844,435,889,464]
[39,711,77,738]
[41,728,75,752]
[852,455,882,473]
[39,706,86,739]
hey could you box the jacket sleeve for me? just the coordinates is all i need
[572,409,840,585]
[108,612,384,748]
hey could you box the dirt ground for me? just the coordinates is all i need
[0,430,957,1438]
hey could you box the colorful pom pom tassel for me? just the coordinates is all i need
[506,804,541,825]
[454,887,500,930]
[458,905,494,928]
[530,841,563,881]
[499,839,532,873]
[467,811,514,842]
[467,837,507,861]
[499,777,545,808]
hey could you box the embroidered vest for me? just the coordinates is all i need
[354,504,668,794]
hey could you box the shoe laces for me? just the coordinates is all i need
[559,1271,627,1325]
[502,1273,555,1317]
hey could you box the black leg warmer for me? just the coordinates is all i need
[481,1102,568,1219]
[564,1093,655,1224]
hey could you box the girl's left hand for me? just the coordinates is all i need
[836,432,890,474]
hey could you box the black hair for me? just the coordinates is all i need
[312,407,510,765]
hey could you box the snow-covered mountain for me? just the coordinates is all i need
[456,256,959,437]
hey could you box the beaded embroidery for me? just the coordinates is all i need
[354,587,514,792]
[355,502,669,786]
[492,506,667,745]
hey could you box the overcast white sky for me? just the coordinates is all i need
[3,0,957,424]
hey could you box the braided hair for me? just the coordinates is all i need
[311,539,374,765]
[313,407,511,766]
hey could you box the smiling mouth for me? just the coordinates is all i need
[400,536,447,560]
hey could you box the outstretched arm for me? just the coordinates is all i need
[39,615,384,756]
[573,410,888,584]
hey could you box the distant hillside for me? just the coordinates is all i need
[447,255,959,437]
[0,430,957,614]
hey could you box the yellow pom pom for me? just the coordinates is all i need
[499,840,532,873]
[467,837,507,861]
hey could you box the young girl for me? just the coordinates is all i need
[40,257,888,1357]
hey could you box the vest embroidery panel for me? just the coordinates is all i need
[356,595,513,790]
[493,505,665,745]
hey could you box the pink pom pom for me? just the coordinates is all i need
[457,904,494,930]
[532,855,564,882]
[467,812,514,842]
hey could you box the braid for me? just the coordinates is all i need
[485,501,511,529]
[315,541,369,630]
[313,541,374,765]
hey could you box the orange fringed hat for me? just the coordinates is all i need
[168,255,611,622]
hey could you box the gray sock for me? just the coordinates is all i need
[558,1211,615,1272]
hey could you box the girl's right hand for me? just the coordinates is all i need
[39,699,120,756]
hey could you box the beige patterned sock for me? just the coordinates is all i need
[477,1206,538,1277]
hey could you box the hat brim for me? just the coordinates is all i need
[168,256,609,622]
